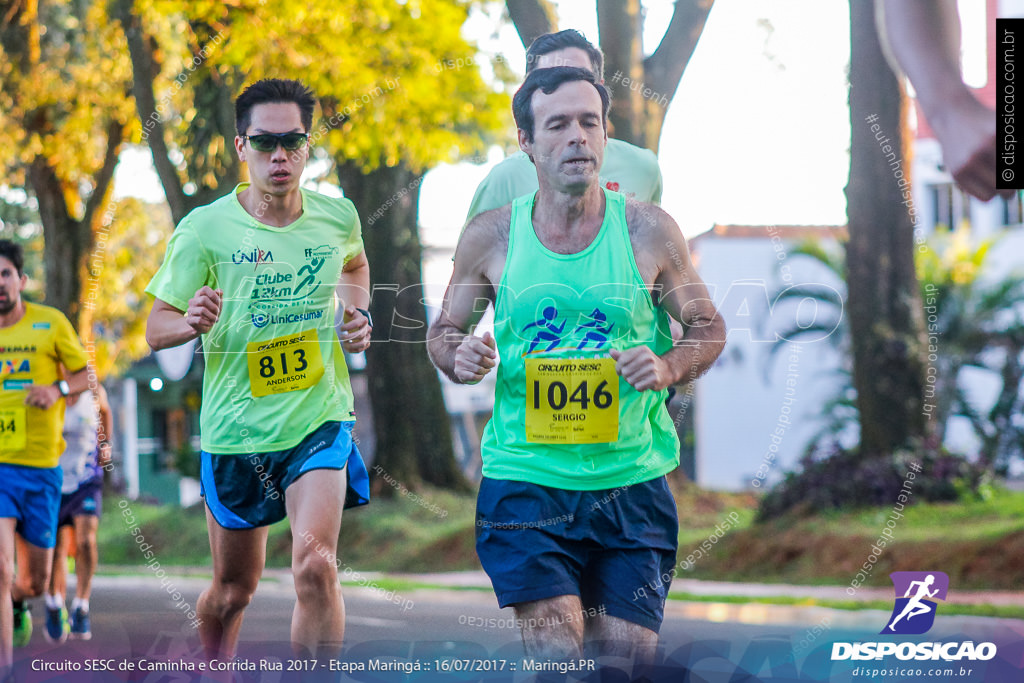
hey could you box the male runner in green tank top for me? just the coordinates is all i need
[428,67,724,666]
[146,79,372,661]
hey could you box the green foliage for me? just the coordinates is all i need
[81,197,174,378]
[0,192,44,300]
[0,1,132,186]
[757,445,986,520]
[134,0,512,174]
[771,229,1024,471]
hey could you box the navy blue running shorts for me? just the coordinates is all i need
[57,475,103,528]
[201,420,369,529]
[475,475,679,632]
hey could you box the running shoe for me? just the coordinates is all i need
[69,606,91,640]
[44,605,68,643]
[12,604,31,647]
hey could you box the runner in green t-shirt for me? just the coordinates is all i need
[465,30,663,223]
[145,79,372,661]
[428,67,724,668]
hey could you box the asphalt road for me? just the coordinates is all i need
[8,574,1024,682]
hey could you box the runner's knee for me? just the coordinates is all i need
[212,578,258,613]
[292,551,339,602]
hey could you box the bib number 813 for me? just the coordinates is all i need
[258,349,308,378]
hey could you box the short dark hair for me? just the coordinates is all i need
[513,67,610,143]
[235,78,316,135]
[0,240,25,276]
[526,29,604,79]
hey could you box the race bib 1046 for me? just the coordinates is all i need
[246,329,325,398]
[525,357,619,444]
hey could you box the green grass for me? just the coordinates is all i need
[680,487,1024,589]
[97,483,1024,592]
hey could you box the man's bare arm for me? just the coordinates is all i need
[880,0,1005,201]
[427,208,509,384]
[335,250,371,353]
[613,205,724,391]
[146,287,223,351]
[95,384,113,467]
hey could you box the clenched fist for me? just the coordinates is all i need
[454,331,497,384]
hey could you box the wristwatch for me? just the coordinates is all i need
[55,380,70,397]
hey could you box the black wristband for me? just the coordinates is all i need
[355,307,373,328]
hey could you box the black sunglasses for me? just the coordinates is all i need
[243,132,309,152]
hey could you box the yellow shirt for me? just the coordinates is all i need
[0,303,89,468]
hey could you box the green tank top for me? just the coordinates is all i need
[480,189,680,490]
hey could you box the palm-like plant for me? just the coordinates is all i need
[769,227,1024,475]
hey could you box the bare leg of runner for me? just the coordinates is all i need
[72,516,99,601]
[286,468,346,657]
[584,613,659,663]
[12,535,51,602]
[0,519,16,675]
[515,595,584,660]
[48,527,71,601]
[197,509,267,660]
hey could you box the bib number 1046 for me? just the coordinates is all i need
[532,379,613,411]
[524,358,619,444]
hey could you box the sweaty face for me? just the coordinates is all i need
[235,102,309,198]
[520,80,607,194]
[0,256,24,315]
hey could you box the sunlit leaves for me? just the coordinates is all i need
[136,0,511,174]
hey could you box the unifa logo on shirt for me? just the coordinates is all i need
[231,246,274,268]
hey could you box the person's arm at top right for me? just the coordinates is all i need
[880,0,1006,201]
[427,207,510,384]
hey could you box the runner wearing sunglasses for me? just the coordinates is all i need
[145,78,372,661]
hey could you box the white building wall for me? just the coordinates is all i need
[694,233,849,491]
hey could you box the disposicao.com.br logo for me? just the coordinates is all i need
[883,570,949,635]
[831,571,997,663]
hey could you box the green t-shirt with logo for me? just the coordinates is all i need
[146,184,364,454]
[465,137,663,222]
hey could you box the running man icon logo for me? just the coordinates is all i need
[881,571,949,635]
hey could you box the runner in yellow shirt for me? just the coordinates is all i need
[0,240,91,677]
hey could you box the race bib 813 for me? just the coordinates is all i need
[246,329,324,397]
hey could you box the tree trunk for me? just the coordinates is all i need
[115,0,190,224]
[336,161,469,494]
[597,0,714,153]
[505,1,713,154]
[597,0,644,144]
[845,0,927,455]
[506,0,557,48]
[26,118,122,328]
[28,158,86,325]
